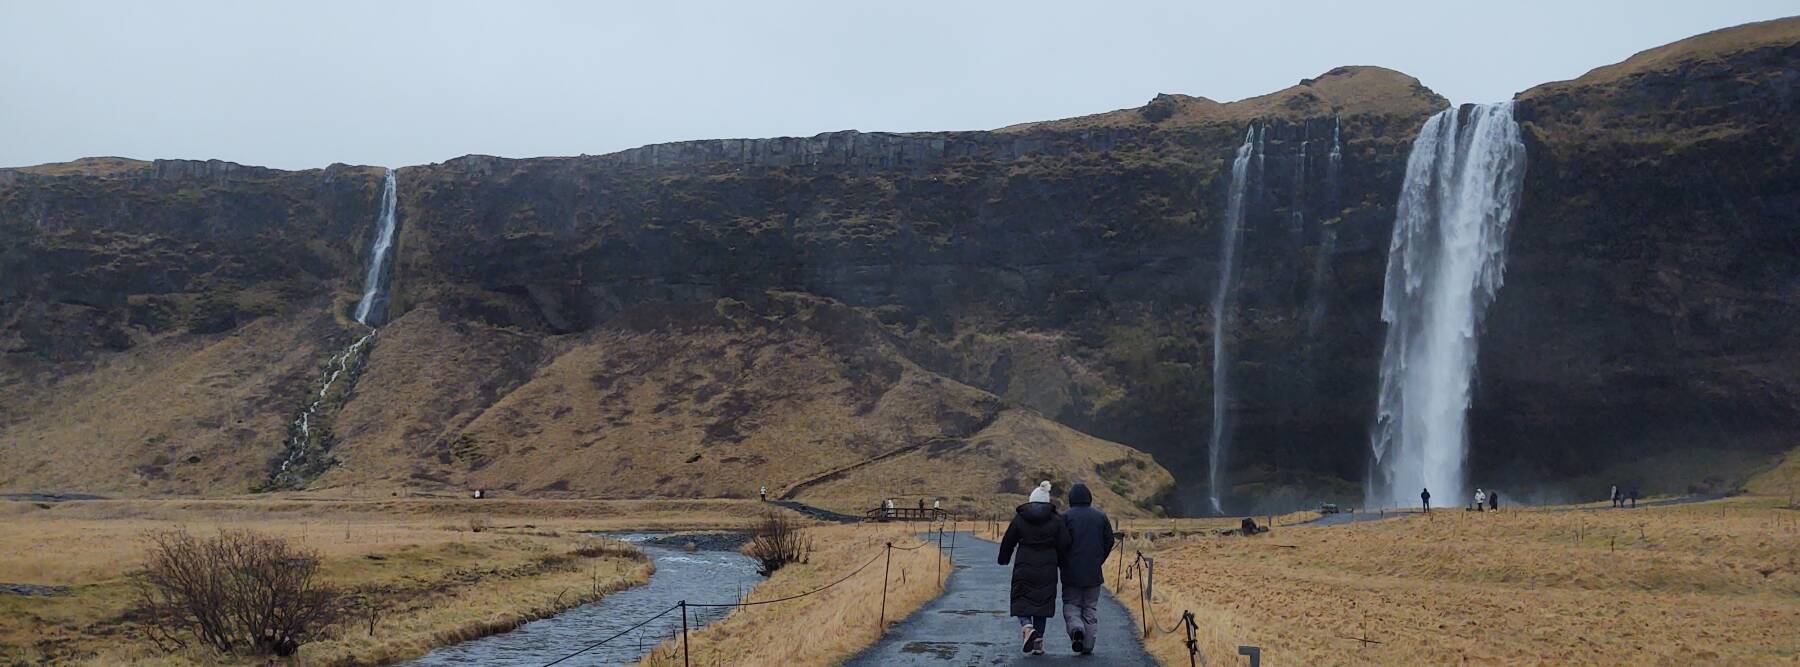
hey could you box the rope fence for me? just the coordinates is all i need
[1121,548,1214,666]
[537,521,954,667]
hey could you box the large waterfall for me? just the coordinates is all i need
[1207,124,1261,515]
[353,169,399,326]
[1367,102,1527,508]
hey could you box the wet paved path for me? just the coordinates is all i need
[844,533,1156,666]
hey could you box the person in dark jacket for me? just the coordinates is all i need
[998,481,1070,655]
[1058,482,1114,654]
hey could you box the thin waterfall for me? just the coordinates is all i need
[1326,116,1342,220]
[1305,227,1339,336]
[267,168,400,489]
[276,331,374,477]
[1208,123,1261,515]
[1306,117,1344,336]
[353,169,398,326]
[1367,102,1527,508]
[1289,128,1308,238]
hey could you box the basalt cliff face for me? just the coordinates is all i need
[2,19,1796,510]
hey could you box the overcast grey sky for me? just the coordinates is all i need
[2,1,1792,170]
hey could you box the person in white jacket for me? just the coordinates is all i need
[1474,488,1486,511]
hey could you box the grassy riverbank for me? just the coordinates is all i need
[0,497,769,665]
[640,523,946,667]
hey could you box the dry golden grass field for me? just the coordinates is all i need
[640,523,945,667]
[0,497,774,666]
[1100,475,1800,665]
[6,451,1797,666]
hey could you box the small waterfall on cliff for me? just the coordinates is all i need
[1328,117,1342,170]
[1289,131,1308,238]
[353,169,399,326]
[1305,227,1338,336]
[1207,123,1261,514]
[1306,118,1344,336]
[267,169,400,489]
[1367,103,1526,508]
[275,331,373,480]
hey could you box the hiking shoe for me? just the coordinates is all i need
[1070,628,1085,653]
[1020,624,1035,653]
[1030,630,1045,655]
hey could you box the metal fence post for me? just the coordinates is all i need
[679,600,690,667]
[1145,556,1155,603]
[936,525,944,584]
[879,543,892,630]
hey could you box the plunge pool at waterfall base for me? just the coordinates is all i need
[401,532,762,666]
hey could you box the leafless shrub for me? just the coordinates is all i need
[467,516,491,533]
[746,511,812,576]
[134,529,339,657]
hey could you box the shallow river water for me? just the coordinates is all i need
[401,533,761,666]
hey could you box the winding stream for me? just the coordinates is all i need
[401,533,761,666]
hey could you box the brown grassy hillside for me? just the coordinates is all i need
[318,295,1173,515]
[0,289,1174,515]
[998,65,1445,132]
[1541,16,1800,88]
[0,304,351,495]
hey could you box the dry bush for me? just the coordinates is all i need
[133,528,339,657]
[746,511,813,575]
[572,540,646,561]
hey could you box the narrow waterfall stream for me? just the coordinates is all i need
[1206,124,1262,515]
[1306,117,1344,336]
[354,168,399,327]
[267,168,401,488]
[1367,102,1527,508]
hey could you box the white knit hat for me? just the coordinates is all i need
[1028,480,1052,504]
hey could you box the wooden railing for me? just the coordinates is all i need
[864,507,952,522]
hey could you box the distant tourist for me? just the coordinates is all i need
[1475,488,1486,511]
[1629,487,1640,508]
[1237,517,1267,535]
[933,499,941,511]
[1489,490,1499,511]
[919,498,926,511]
[759,485,767,502]
[1421,487,1431,511]
[998,481,1070,655]
[471,488,484,499]
[1059,482,1114,655]
[1610,485,1620,507]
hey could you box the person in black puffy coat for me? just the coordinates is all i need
[999,480,1071,655]
[1058,482,1114,654]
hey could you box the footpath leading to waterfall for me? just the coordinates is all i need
[844,533,1156,666]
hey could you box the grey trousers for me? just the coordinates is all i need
[1062,583,1102,652]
